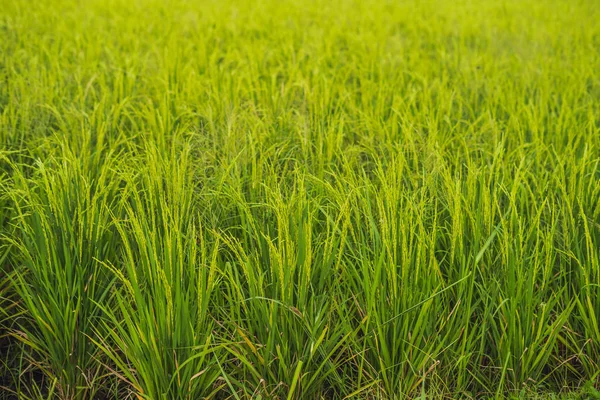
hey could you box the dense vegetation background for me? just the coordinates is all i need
[1,0,599,398]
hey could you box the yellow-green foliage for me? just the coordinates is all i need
[1,0,599,398]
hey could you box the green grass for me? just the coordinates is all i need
[1,0,599,398]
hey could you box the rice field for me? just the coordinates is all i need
[1,0,599,398]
